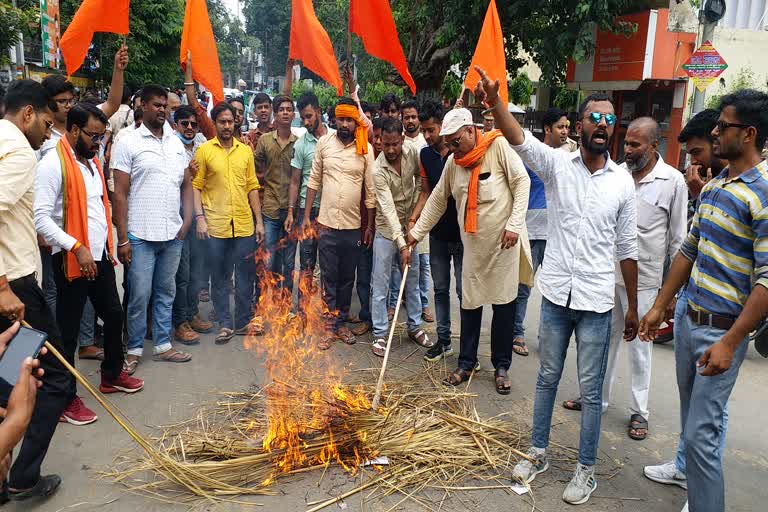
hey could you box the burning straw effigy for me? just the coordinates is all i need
[103,257,556,510]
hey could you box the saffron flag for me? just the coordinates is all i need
[349,0,416,94]
[60,0,130,77]
[289,0,342,94]
[180,0,225,106]
[464,0,508,106]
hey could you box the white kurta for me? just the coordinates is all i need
[411,137,533,309]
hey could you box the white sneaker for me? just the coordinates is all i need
[511,447,549,484]
[562,463,597,505]
[643,460,687,489]
[681,501,688,512]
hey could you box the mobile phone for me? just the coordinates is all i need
[0,327,47,387]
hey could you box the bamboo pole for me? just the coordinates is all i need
[371,251,411,411]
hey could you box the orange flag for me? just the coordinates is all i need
[289,0,342,94]
[60,0,130,77]
[349,0,416,94]
[464,0,508,106]
[180,0,225,106]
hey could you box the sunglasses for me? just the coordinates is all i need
[447,128,469,149]
[80,128,106,144]
[587,112,617,126]
[179,120,199,129]
[716,121,750,132]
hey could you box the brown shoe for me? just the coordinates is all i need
[174,323,200,345]
[189,315,213,333]
[388,308,395,321]
[422,308,435,323]
[351,322,370,336]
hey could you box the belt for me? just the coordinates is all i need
[686,306,736,330]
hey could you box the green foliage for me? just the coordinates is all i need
[553,87,580,111]
[508,72,533,106]
[0,1,38,65]
[291,80,339,110]
[705,67,768,109]
[441,73,462,103]
[361,81,404,107]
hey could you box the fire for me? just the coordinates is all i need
[245,240,376,480]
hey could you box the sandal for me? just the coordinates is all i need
[512,337,529,356]
[494,368,512,395]
[443,368,473,387]
[78,346,105,361]
[422,308,435,323]
[351,322,371,336]
[628,413,649,440]
[215,328,235,345]
[408,328,433,348]
[562,397,582,411]
[123,357,139,375]
[152,349,192,363]
[318,333,336,351]
[337,326,356,345]
[372,338,387,357]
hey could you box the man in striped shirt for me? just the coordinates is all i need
[640,89,768,512]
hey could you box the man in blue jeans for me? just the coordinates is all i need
[512,108,577,357]
[255,95,297,293]
[410,100,461,361]
[112,85,195,371]
[639,89,768,512]
[474,69,639,505]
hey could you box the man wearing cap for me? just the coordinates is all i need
[408,107,532,395]
[303,98,376,349]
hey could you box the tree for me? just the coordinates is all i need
[0,1,38,65]
[508,72,533,106]
[705,67,767,110]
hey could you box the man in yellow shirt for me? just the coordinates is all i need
[193,103,265,344]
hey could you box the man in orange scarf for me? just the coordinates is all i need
[303,98,376,348]
[34,104,144,407]
[408,107,532,395]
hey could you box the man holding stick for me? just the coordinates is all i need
[472,66,639,505]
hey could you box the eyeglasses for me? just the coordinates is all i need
[587,112,617,126]
[716,121,750,132]
[55,98,75,107]
[446,128,469,149]
[179,120,199,129]
[80,128,106,144]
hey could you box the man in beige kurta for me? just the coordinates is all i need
[409,108,532,393]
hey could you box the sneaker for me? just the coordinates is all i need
[100,371,145,394]
[424,343,454,362]
[60,396,97,425]
[643,460,687,489]
[681,502,689,512]
[562,463,597,505]
[512,447,549,484]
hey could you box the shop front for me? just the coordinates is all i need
[566,8,696,168]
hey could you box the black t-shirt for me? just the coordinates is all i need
[420,145,461,243]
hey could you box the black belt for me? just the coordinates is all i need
[687,306,736,330]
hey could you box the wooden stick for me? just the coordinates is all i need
[371,255,410,411]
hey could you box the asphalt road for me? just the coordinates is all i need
[7,282,767,512]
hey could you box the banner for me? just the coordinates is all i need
[41,0,61,69]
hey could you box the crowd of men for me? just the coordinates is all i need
[0,44,766,512]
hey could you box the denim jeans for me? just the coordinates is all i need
[429,236,463,346]
[356,243,373,323]
[189,227,209,297]
[208,236,256,330]
[318,227,359,331]
[512,239,546,338]
[78,301,96,347]
[674,297,747,512]
[387,260,400,310]
[297,207,319,308]
[172,235,199,326]
[40,248,57,315]
[264,209,297,292]
[459,300,516,371]
[418,252,431,309]
[371,232,421,339]
[531,297,612,466]
[126,237,184,356]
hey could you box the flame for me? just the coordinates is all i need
[245,232,374,479]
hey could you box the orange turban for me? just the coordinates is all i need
[335,104,368,155]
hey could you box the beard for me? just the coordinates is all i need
[76,137,97,159]
[583,131,610,155]
[337,127,353,140]
[626,152,651,172]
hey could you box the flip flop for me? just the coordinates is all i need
[512,337,529,356]
[123,358,139,375]
[337,327,356,345]
[629,413,649,440]
[563,397,582,411]
[372,338,387,357]
[495,368,512,395]
[153,349,192,363]
[318,333,337,351]
[78,347,105,360]
[215,328,235,345]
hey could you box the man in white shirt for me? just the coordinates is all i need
[112,85,195,372]
[0,79,67,502]
[563,118,688,441]
[34,103,144,400]
[472,67,639,505]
